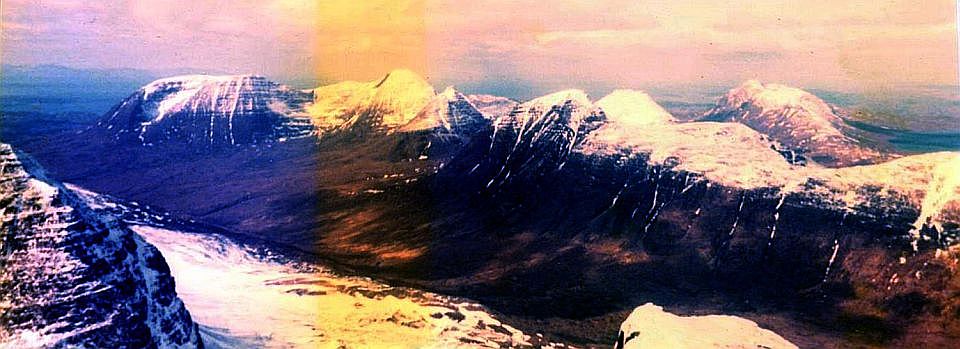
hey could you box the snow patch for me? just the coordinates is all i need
[596,89,674,127]
[615,303,797,349]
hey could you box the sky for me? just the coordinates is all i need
[2,0,958,98]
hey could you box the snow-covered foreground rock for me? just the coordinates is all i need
[131,225,562,348]
[614,304,797,349]
[0,143,202,348]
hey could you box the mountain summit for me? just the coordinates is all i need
[703,80,887,166]
[596,89,675,127]
[97,74,314,146]
[399,86,488,136]
[308,69,436,133]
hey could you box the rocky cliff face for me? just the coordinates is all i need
[0,143,202,348]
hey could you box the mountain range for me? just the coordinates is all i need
[5,68,960,347]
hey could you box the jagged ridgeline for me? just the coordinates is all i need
[24,68,960,346]
[95,69,493,147]
[0,143,203,348]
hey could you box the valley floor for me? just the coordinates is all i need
[131,223,802,349]
[131,225,564,348]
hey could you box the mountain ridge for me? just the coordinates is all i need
[84,70,960,241]
[15,69,960,347]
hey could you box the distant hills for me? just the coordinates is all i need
[3,64,958,132]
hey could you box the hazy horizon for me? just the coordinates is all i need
[5,62,960,105]
[3,0,959,99]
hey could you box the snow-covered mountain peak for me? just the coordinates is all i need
[720,80,837,120]
[371,69,436,112]
[308,69,436,133]
[478,88,605,173]
[585,90,693,171]
[433,86,473,107]
[466,94,519,120]
[596,89,675,127]
[525,89,592,110]
[98,74,314,146]
[505,89,603,133]
[398,86,488,134]
[439,85,460,99]
[141,74,258,98]
[137,75,272,123]
[704,80,886,167]
[375,68,433,92]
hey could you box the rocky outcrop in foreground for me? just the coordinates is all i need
[0,143,202,348]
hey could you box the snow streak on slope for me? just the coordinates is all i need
[614,303,797,349]
[131,225,564,349]
[99,74,314,145]
[497,89,604,146]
